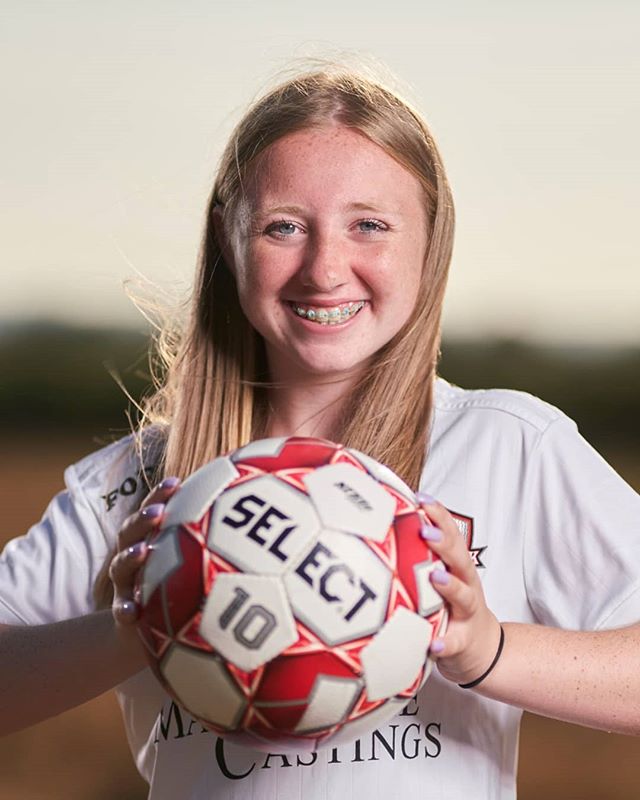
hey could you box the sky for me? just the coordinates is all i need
[1,0,638,344]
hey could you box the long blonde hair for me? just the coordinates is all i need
[142,68,455,489]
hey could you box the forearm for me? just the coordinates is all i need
[0,610,147,737]
[476,622,640,735]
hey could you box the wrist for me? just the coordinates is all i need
[458,623,505,689]
[109,611,148,671]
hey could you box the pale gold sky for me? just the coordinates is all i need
[2,0,638,343]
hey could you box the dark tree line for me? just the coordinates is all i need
[1,324,638,452]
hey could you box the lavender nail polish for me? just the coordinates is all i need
[127,541,147,558]
[416,491,437,505]
[430,639,445,654]
[421,524,443,542]
[431,568,450,586]
[141,503,164,519]
[115,600,139,621]
[160,476,180,490]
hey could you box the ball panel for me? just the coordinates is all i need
[256,651,357,703]
[413,559,446,617]
[321,696,408,748]
[159,528,207,634]
[284,529,392,646]
[360,606,432,701]
[252,702,308,731]
[140,526,183,607]
[394,512,439,612]
[346,447,416,504]
[294,674,362,733]
[208,475,320,576]
[199,573,298,671]
[232,436,338,470]
[163,456,238,529]
[303,464,395,542]
[161,644,246,730]
[230,437,288,462]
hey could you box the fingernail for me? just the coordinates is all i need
[421,524,443,542]
[113,600,139,622]
[431,568,450,586]
[127,541,147,558]
[430,638,445,654]
[160,476,180,490]
[416,491,437,505]
[141,503,164,519]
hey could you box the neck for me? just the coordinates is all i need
[265,374,358,441]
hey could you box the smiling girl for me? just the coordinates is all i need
[1,68,639,800]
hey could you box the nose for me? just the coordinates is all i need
[299,230,348,292]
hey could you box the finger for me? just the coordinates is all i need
[116,476,181,551]
[140,476,181,510]
[429,636,446,657]
[117,503,165,552]
[429,568,477,620]
[419,503,477,584]
[112,599,140,626]
[109,540,149,594]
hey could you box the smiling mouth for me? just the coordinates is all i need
[288,301,366,326]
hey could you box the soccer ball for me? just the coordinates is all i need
[136,436,447,752]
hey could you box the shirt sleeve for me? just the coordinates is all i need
[0,465,112,626]
[523,416,640,631]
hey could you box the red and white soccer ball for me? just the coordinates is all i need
[136,436,447,752]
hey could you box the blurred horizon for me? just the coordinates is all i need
[2,322,638,456]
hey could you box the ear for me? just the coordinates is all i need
[211,204,237,275]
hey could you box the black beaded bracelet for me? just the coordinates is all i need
[458,624,505,690]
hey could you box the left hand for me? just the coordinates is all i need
[417,493,502,687]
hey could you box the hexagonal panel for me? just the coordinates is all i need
[361,606,432,700]
[140,526,182,606]
[284,529,391,646]
[209,475,320,575]
[161,644,246,729]
[199,573,297,671]
[294,674,362,733]
[162,456,239,529]
[303,463,395,542]
[346,448,416,504]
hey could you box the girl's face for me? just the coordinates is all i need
[232,125,428,384]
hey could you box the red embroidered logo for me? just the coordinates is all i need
[449,511,485,568]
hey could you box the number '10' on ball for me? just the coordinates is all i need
[136,436,448,752]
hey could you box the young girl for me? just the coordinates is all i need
[1,68,639,800]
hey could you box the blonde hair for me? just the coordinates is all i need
[143,67,455,488]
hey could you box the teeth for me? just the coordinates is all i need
[292,301,365,325]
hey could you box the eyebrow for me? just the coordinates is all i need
[252,201,389,218]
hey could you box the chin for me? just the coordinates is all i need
[298,355,369,380]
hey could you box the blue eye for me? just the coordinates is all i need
[358,219,386,233]
[266,220,298,238]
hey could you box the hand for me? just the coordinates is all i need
[109,476,181,628]
[417,493,502,688]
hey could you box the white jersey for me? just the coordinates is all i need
[2,379,639,800]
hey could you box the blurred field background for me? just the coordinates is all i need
[1,326,638,799]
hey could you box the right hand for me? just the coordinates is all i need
[109,476,181,628]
